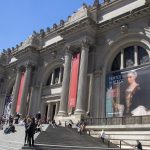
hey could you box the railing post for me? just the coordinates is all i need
[89,130,91,136]
[120,140,121,149]
[121,117,123,125]
[108,139,110,147]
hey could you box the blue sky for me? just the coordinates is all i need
[0,0,103,51]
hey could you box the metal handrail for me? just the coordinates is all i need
[120,140,136,150]
[85,115,150,125]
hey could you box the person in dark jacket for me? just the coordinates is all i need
[135,140,142,150]
[24,118,28,146]
[27,117,36,147]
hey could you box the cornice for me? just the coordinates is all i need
[97,3,150,34]
[13,46,39,58]
[90,0,123,12]
[57,17,97,37]
[39,40,65,53]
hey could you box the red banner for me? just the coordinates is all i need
[16,72,25,112]
[68,53,80,108]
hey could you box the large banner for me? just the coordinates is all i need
[106,65,150,117]
[16,72,25,113]
[68,53,80,108]
[3,95,13,116]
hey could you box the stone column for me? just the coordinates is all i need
[47,103,51,121]
[134,45,138,66]
[58,46,72,116]
[50,71,55,85]
[87,74,93,115]
[40,102,47,119]
[75,41,89,115]
[58,67,63,84]
[11,67,22,116]
[55,102,59,115]
[120,50,124,69]
[19,64,32,116]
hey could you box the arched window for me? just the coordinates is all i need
[111,46,149,71]
[46,66,64,86]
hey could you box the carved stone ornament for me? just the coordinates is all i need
[25,62,33,70]
[60,20,65,26]
[64,45,73,56]
[93,0,99,7]
[81,38,90,49]
[46,27,50,32]
[18,34,40,50]
[120,24,128,34]
[104,0,110,4]
[51,51,57,58]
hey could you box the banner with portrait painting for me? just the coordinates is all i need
[106,65,150,117]
[3,95,13,116]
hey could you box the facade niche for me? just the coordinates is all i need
[46,66,64,86]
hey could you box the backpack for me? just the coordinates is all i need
[4,128,10,134]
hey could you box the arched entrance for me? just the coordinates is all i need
[41,65,63,122]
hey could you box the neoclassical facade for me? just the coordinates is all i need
[0,0,150,122]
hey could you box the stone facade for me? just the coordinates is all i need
[0,0,150,123]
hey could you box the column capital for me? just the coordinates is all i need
[17,66,24,73]
[64,45,74,55]
[81,38,90,50]
[25,62,33,71]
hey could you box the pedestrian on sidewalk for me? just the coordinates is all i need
[24,118,28,146]
[27,117,36,147]
[99,129,105,143]
[135,140,143,150]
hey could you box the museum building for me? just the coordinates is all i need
[0,0,150,123]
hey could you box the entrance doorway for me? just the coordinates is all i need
[45,105,48,122]
[52,104,56,120]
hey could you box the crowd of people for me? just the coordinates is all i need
[0,112,43,147]
[0,114,143,149]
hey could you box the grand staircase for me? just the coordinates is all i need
[22,125,121,150]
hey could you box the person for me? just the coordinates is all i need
[9,115,13,124]
[35,121,42,133]
[135,140,142,150]
[68,120,73,128]
[51,120,57,128]
[36,111,41,121]
[27,117,36,147]
[24,118,28,146]
[58,120,61,126]
[4,122,15,134]
[100,129,105,143]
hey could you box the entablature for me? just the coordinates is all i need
[97,2,150,34]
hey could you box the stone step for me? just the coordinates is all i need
[22,144,131,150]
[23,125,119,150]
[86,126,150,150]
